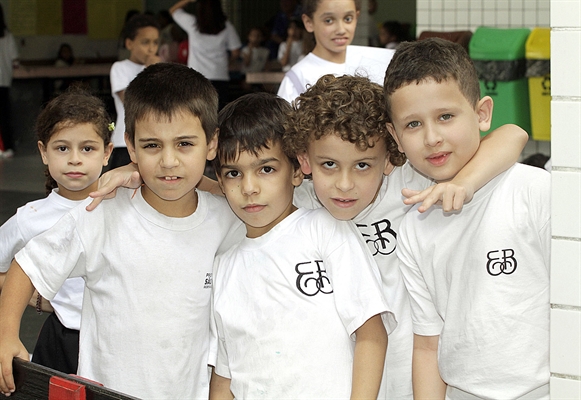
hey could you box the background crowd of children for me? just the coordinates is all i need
[0,0,550,399]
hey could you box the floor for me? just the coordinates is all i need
[0,146,50,352]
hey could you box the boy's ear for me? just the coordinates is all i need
[125,133,138,164]
[386,123,404,154]
[37,141,48,165]
[124,38,134,52]
[292,163,304,187]
[302,14,314,33]
[297,152,312,175]
[206,129,219,161]
[103,142,114,166]
[477,96,494,132]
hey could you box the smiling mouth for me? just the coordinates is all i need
[163,176,179,181]
[427,153,450,166]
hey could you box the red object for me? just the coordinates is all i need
[178,40,189,65]
[48,376,86,400]
[63,0,87,34]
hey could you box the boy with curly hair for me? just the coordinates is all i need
[284,73,529,399]
[210,92,394,399]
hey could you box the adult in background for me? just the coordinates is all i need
[0,3,18,158]
[170,0,241,110]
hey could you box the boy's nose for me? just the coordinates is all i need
[160,149,179,168]
[424,124,443,147]
[336,171,355,192]
[241,175,259,196]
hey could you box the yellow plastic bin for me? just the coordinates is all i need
[526,27,551,141]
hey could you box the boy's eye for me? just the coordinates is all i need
[261,166,275,174]
[56,146,68,152]
[82,146,94,152]
[224,170,240,179]
[344,15,354,23]
[178,141,193,147]
[143,143,159,149]
[322,161,336,169]
[440,114,453,121]
[355,162,370,171]
[324,18,333,24]
[406,121,421,129]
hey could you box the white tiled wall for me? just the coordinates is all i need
[549,0,581,397]
[417,1,581,398]
[417,0,552,159]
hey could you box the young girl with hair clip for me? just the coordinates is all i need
[277,0,360,103]
[0,87,113,374]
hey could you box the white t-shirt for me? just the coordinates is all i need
[0,189,85,330]
[0,31,18,87]
[213,207,395,399]
[277,40,303,72]
[16,188,244,399]
[397,163,550,399]
[294,162,431,399]
[240,45,269,74]
[109,59,145,148]
[277,52,347,103]
[172,9,241,81]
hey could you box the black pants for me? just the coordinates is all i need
[0,87,14,150]
[32,313,79,374]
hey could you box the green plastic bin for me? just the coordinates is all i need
[469,27,531,136]
[526,27,551,141]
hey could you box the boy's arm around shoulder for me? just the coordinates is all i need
[0,260,35,396]
[351,314,387,400]
[209,369,234,400]
[403,124,528,212]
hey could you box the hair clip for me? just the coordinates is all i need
[108,122,115,132]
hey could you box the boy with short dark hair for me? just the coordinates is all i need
[0,63,243,399]
[283,73,530,399]
[384,38,550,399]
[109,13,161,169]
[210,92,394,399]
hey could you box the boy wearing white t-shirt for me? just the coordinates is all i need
[283,74,529,399]
[210,92,394,399]
[109,14,161,169]
[0,64,243,400]
[384,38,550,399]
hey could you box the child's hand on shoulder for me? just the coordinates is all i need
[402,181,474,213]
[86,163,142,211]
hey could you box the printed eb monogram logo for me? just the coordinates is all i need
[357,219,397,256]
[295,260,333,296]
[486,249,517,276]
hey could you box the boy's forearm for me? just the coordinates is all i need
[209,369,234,400]
[412,334,446,400]
[0,260,35,336]
[452,124,528,192]
[350,314,387,399]
[169,0,193,15]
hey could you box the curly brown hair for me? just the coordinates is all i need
[283,74,405,167]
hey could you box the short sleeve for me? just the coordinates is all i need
[0,214,24,272]
[277,74,300,104]
[396,218,443,336]
[225,22,241,51]
[109,62,132,94]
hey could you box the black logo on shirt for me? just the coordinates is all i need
[295,260,333,296]
[357,219,397,256]
[486,249,517,276]
[204,273,212,289]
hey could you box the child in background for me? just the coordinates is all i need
[0,88,113,374]
[109,13,160,170]
[0,63,243,399]
[210,92,393,399]
[378,21,411,49]
[277,0,360,103]
[384,38,550,399]
[240,27,269,75]
[283,74,529,399]
[277,18,305,72]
